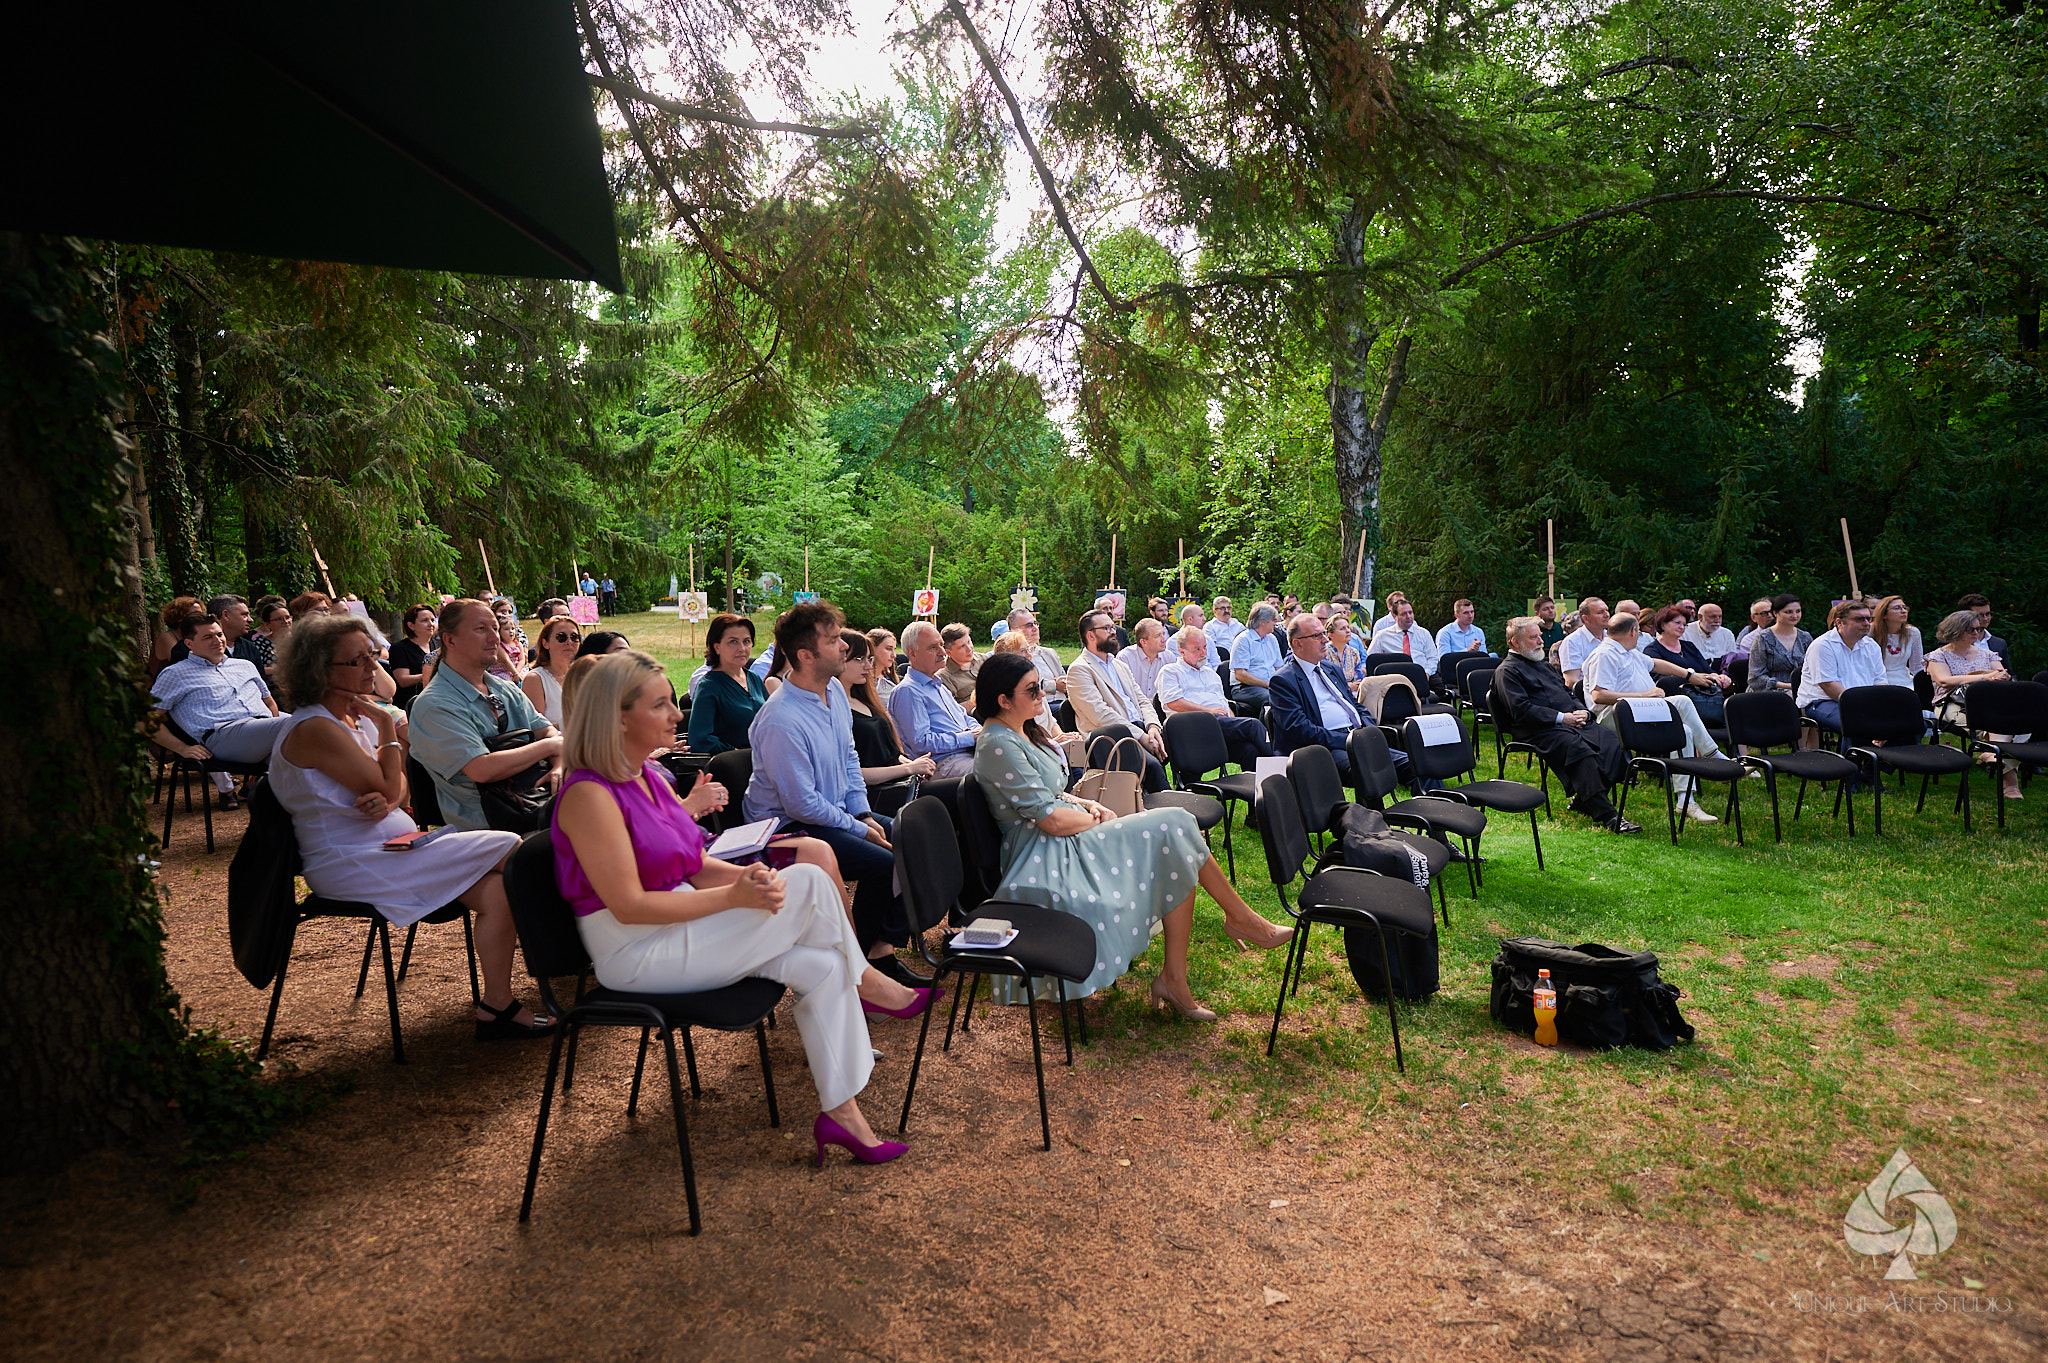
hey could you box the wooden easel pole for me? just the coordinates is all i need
[1178,538,1185,596]
[1840,518,1861,600]
[804,544,811,593]
[1351,532,1367,600]
[477,539,498,598]
[1021,536,1028,588]
[1109,533,1118,591]
[302,522,337,599]
[688,544,695,594]
[572,556,583,594]
[1546,519,1555,601]
[926,546,934,591]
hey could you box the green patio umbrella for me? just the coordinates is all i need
[2,0,622,291]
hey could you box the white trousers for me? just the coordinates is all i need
[575,863,874,1111]
[1598,694,1722,799]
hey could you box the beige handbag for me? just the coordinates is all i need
[1073,735,1146,817]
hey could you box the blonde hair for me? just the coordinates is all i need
[991,629,1031,655]
[560,650,666,781]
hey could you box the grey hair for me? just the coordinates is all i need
[1006,607,1034,628]
[1248,603,1279,628]
[901,619,941,651]
[1505,616,1541,645]
[1935,610,1981,646]
[1175,625,1207,651]
[1609,613,1640,637]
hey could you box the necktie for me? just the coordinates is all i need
[1401,630,1411,656]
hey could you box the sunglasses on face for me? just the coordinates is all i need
[551,631,580,643]
[1018,681,1043,699]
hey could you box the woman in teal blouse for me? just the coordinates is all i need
[971,653,1291,1020]
[687,613,767,755]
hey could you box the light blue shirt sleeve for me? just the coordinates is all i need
[748,704,859,833]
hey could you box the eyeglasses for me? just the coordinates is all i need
[333,653,377,668]
[551,632,580,643]
[1018,682,1043,699]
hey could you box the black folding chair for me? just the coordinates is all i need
[1960,681,2048,831]
[1371,659,1457,715]
[1287,744,1451,924]
[891,796,1096,1151]
[1159,710,1256,883]
[1459,662,1498,732]
[1612,699,1749,845]
[1725,691,1858,841]
[153,716,268,852]
[1344,726,1482,896]
[1486,677,1554,803]
[703,747,753,833]
[1255,775,1434,1068]
[502,831,784,1234]
[1398,715,1552,876]
[1841,685,1976,836]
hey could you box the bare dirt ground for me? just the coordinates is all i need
[2,806,2039,1362]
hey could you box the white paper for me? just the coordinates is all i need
[1413,712,1463,747]
[706,816,780,860]
[1624,697,1674,722]
[1255,756,1291,786]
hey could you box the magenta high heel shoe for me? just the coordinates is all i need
[814,1112,908,1167]
[861,984,942,1020]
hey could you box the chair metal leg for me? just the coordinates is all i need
[354,921,377,998]
[1221,803,1237,884]
[257,950,292,1062]
[1056,979,1074,1066]
[1961,765,1971,833]
[1434,874,1449,928]
[1766,771,1783,842]
[940,969,970,1052]
[958,973,983,1035]
[754,1021,780,1128]
[898,962,951,1135]
[627,1027,651,1117]
[461,910,480,1008]
[1025,974,1051,1151]
[563,1027,584,1091]
[162,761,178,845]
[1291,920,1311,997]
[377,919,406,1064]
[681,1027,702,1098]
[1916,772,1932,814]
[397,923,418,983]
[660,1030,703,1236]
[518,1024,570,1222]
[1266,924,1306,1056]
[1664,777,1679,846]
[1529,809,1545,870]
[1370,919,1405,1073]
[200,775,215,853]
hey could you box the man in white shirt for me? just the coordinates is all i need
[1681,603,1739,662]
[1368,599,1440,672]
[1065,607,1169,791]
[1006,607,1068,695]
[1117,618,1172,701]
[1583,614,1728,822]
[149,613,287,802]
[1157,626,1275,767]
[1178,602,1222,668]
[1797,599,1885,748]
[1203,596,1240,657]
[1558,597,1610,688]
[1370,590,1409,637]
[1434,598,1491,658]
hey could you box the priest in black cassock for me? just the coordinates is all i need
[1493,617,1641,833]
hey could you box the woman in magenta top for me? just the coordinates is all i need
[551,651,931,1167]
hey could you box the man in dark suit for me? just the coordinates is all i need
[1270,614,1417,785]
[1493,617,1641,833]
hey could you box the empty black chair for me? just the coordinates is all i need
[1724,691,1858,841]
[1612,698,1750,845]
[229,779,478,1066]
[1398,714,1552,875]
[1255,775,1434,1068]
[153,716,268,852]
[1288,744,1450,924]
[1364,651,1409,675]
[891,796,1095,1151]
[1459,661,1498,730]
[703,747,753,833]
[1840,685,1975,836]
[1960,681,2048,830]
[1345,726,1482,896]
[1159,710,1256,882]
[502,830,784,1235]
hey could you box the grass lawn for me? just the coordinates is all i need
[571,611,2046,1292]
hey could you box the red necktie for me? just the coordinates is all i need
[1401,631,1411,656]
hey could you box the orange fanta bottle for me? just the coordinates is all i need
[1533,968,1559,1047]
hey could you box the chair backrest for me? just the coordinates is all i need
[1960,679,2048,735]
[1365,652,1407,674]
[406,754,446,828]
[1487,677,1518,738]
[1726,655,1749,693]
[1287,743,1348,837]
[1399,715,1477,782]
[225,778,302,990]
[1612,697,1687,755]
[1161,710,1229,783]
[1914,669,1936,710]
[1215,644,1230,665]
[955,778,1006,908]
[1839,684,1923,746]
[502,828,594,987]
[1345,725,1401,806]
[893,795,965,936]
[1723,690,1800,750]
[1372,659,1430,695]
[1461,665,1497,712]
[705,747,753,831]
[1450,653,1494,692]
[1254,773,1310,894]
[1379,683,1421,727]
[1084,724,1140,772]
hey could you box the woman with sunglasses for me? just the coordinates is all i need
[522,616,581,730]
[969,652,1291,1021]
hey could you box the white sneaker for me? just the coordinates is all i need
[1682,800,1720,824]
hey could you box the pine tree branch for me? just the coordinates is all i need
[588,76,877,139]
[943,0,1129,313]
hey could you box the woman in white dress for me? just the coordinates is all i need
[270,613,552,1040]
[521,614,581,729]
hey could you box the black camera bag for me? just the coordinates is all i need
[1489,937,1694,1050]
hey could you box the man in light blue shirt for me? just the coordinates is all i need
[1228,603,1285,701]
[743,601,910,969]
[1435,598,1492,658]
[409,599,561,831]
[887,620,981,778]
[1158,626,1275,768]
[150,613,286,800]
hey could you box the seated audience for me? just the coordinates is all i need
[287,590,333,620]
[1535,597,1566,653]
[1745,595,1810,697]
[270,612,548,1039]
[763,642,793,696]
[843,629,937,814]
[743,602,925,984]
[1494,618,1638,832]
[865,628,901,703]
[1006,608,1069,694]
[887,620,982,778]
[1927,610,2022,800]
[1147,596,1174,627]
[1270,614,1398,784]
[1329,613,1369,685]
[1643,605,1733,724]
[1957,594,2012,675]
[521,614,581,731]
[937,622,983,703]
[1368,598,1441,671]
[1583,613,1730,823]
[166,595,271,684]
[252,598,292,681]
[575,630,632,659]
[1178,602,1222,668]
[1797,599,1885,749]
[971,653,1290,1018]
[687,613,767,756]
[149,613,288,809]
[409,598,562,832]
[1871,595,1924,688]
[1203,596,1240,656]
[488,612,529,683]
[1371,591,1409,636]
[1434,599,1491,657]
[1228,603,1285,700]
[1065,607,1170,792]
[1157,625,1276,769]
[1681,603,1738,663]
[1612,599,1653,651]
[387,604,438,706]
[1118,617,1172,700]
[553,649,921,1167]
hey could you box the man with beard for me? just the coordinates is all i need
[1493,617,1641,833]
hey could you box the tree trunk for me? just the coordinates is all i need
[0,234,180,1170]
[1328,201,1413,608]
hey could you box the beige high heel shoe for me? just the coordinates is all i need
[1150,977,1217,1022]
[1224,917,1295,952]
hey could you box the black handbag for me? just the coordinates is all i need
[1489,937,1695,1050]
[478,727,553,833]
[1333,805,1440,1000]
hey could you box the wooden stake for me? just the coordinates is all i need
[1546,519,1555,601]
[804,544,811,592]
[572,556,582,595]
[302,522,336,599]
[1108,533,1118,590]
[926,546,935,591]
[1840,518,1861,600]
[477,539,497,598]
[688,543,695,593]
[1351,532,1367,599]
[1178,538,1185,596]
[1021,536,1028,587]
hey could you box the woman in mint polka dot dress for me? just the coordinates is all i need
[969,654,1293,1019]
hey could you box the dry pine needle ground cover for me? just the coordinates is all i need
[3,617,2043,1361]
